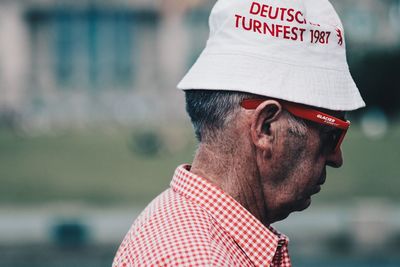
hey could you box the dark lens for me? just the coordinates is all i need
[330,129,343,150]
[320,127,343,153]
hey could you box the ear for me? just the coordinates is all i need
[250,100,283,150]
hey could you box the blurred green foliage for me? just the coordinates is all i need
[128,130,163,157]
[0,124,399,205]
[349,48,400,117]
[0,127,195,205]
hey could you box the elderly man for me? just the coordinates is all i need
[113,0,365,266]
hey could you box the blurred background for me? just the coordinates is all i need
[0,0,399,266]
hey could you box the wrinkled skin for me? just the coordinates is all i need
[190,100,344,225]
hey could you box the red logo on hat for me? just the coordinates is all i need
[336,28,343,46]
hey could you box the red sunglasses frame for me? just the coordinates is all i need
[240,99,350,152]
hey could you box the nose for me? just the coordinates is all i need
[326,147,343,168]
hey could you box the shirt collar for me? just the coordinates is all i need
[170,164,289,267]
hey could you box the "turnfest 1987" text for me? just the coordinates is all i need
[234,2,332,44]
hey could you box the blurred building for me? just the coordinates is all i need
[0,0,399,130]
[0,0,212,130]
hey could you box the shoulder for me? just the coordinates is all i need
[113,189,218,266]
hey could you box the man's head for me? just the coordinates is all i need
[178,0,365,224]
[185,90,345,223]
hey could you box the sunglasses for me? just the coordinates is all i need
[240,99,350,153]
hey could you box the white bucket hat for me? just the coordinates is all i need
[178,0,365,111]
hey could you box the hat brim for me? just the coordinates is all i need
[178,52,365,111]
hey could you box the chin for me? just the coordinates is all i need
[303,197,312,208]
[271,198,313,223]
[273,199,311,222]
[292,198,312,212]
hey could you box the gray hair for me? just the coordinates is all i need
[184,90,308,143]
[286,113,308,138]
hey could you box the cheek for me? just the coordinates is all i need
[283,156,323,197]
[260,131,324,198]
[289,165,312,190]
[268,161,312,201]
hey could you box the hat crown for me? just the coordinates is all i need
[207,0,347,70]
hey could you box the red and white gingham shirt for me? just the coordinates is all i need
[113,165,291,267]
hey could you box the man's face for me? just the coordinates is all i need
[261,111,344,222]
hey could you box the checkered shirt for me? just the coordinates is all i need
[113,165,291,267]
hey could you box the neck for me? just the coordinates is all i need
[190,142,270,225]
